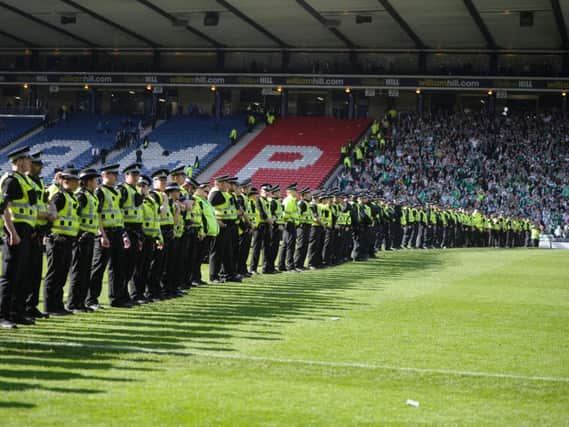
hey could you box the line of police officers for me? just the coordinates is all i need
[0,145,535,329]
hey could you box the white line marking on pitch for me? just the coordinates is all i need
[3,339,569,384]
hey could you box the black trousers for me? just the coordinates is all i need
[87,229,125,306]
[123,227,141,294]
[267,225,282,271]
[43,234,74,313]
[278,222,297,271]
[307,226,323,267]
[209,221,235,280]
[184,228,200,284]
[131,236,155,299]
[148,240,165,298]
[68,232,95,309]
[162,237,179,295]
[322,227,333,265]
[351,226,363,261]
[294,223,310,269]
[0,224,32,318]
[178,229,193,287]
[26,231,44,312]
[237,230,252,275]
[250,224,267,272]
[190,234,208,283]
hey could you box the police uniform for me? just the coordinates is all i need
[208,175,240,282]
[278,183,300,272]
[67,169,100,312]
[193,183,218,284]
[132,175,162,301]
[0,146,37,327]
[306,191,324,269]
[26,151,50,318]
[249,184,271,274]
[44,169,80,315]
[236,179,253,277]
[293,188,312,270]
[267,186,283,272]
[87,164,128,309]
[119,164,144,299]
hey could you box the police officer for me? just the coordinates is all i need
[132,174,162,302]
[307,190,324,269]
[250,184,271,275]
[267,185,284,272]
[192,182,217,285]
[147,169,173,299]
[278,183,300,272]
[170,166,193,289]
[44,168,80,315]
[236,179,253,277]
[67,168,101,313]
[119,163,144,302]
[163,181,185,297]
[26,151,54,319]
[88,164,130,310]
[208,175,241,283]
[294,187,312,270]
[0,146,37,328]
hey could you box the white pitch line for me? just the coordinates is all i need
[3,338,569,384]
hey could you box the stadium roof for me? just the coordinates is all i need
[0,0,566,51]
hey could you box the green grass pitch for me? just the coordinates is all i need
[0,248,568,426]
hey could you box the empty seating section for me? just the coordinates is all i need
[0,113,245,178]
[0,116,42,147]
[111,115,247,176]
[212,117,371,189]
[0,112,129,176]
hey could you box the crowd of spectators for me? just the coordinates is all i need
[336,109,569,234]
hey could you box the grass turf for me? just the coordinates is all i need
[0,248,568,426]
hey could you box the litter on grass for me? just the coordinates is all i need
[406,399,420,407]
[330,317,341,321]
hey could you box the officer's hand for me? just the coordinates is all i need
[156,242,164,250]
[101,236,110,248]
[217,220,226,228]
[278,225,284,231]
[8,231,21,246]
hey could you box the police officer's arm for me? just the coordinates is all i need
[94,187,110,247]
[208,189,227,227]
[1,176,24,245]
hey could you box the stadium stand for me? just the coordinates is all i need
[0,112,136,175]
[210,116,371,189]
[335,110,569,234]
[108,115,247,176]
[0,116,43,148]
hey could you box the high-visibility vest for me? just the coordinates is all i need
[320,204,333,228]
[152,191,173,226]
[76,189,100,234]
[0,172,36,227]
[121,183,143,224]
[52,190,79,237]
[282,196,299,225]
[100,186,123,228]
[400,207,408,225]
[29,176,48,227]
[258,197,271,223]
[272,198,284,225]
[362,204,372,226]
[298,200,312,225]
[47,183,60,200]
[196,195,219,236]
[336,208,350,226]
[173,202,184,238]
[188,196,203,229]
[141,197,162,240]
[229,129,237,139]
[213,191,236,220]
[310,202,322,226]
[248,198,259,227]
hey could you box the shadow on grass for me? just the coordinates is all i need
[0,250,444,408]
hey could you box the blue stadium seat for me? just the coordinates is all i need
[0,116,43,147]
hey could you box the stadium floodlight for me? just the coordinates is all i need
[345,88,351,94]
[23,83,29,89]
[562,92,567,97]
[415,89,421,94]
